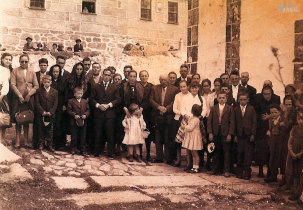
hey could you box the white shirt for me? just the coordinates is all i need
[77,98,81,103]
[182,93,207,118]
[0,66,10,96]
[173,92,189,120]
[232,84,239,101]
[219,103,225,111]
[202,92,216,117]
[240,104,247,113]
[44,86,51,93]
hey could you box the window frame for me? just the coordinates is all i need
[141,0,152,21]
[29,0,45,10]
[81,0,96,14]
[168,1,178,24]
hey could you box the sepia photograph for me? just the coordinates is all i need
[0,0,303,209]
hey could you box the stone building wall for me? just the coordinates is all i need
[0,0,187,52]
[196,0,303,96]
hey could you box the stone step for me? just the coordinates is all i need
[64,191,155,207]
[91,175,213,187]
[51,176,89,190]
[0,143,21,164]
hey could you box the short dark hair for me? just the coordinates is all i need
[139,70,149,77]
[19,54,29,61]
[107,66,116,74]
[124,65,133,71]
[220,73,229,78]
[221,83,230,89]
[217,91,227,97]
[92,62,101,68]
[285,84,296,93]
[39,58,48,65]
[168,71,177,77]
[128,103,139,114]
[190,81,200,88]
[128,70,137,77]
[74,87,83,93]
[56,55,66,61]
[180,64,189,70]
[269,103,282,112]
[82,57,91,62]
[191,104,202,117]
[113,73,122,80]
[52,43,58,47]
[179,80,187,87]
[103,68,112,75]
[214,78,222,84]
[230,70,240,76]
[262,86,273,94]
[42,75,52,82]
[238,91,249,98]
[201,79,211,87]
[192,73,201,79]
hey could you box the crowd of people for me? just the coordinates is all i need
[23,37,84,53]
[0,52,303,201]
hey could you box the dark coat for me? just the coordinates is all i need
[239,84,257,106]
[67,98,90,126]
[90,80,121,119]
[207,104,235,136]
[234,105,257,136]
[74,44,83,52]
[35,87,58,118]
[150,84,178,124]
[139,82,154,111]
[121,82,144,108]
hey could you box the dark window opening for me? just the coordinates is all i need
[82,1,96,14]
[141,0,152,20]
[168,2,178,24]
[30,0,45,9]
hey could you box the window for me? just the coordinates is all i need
[82,0,96,14]
[168,2,178,24]
[141,0,152,20]
[30,0,45,9]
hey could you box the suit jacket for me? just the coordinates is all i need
[234,105,257,136]
[10,67,39,98]
[90,80,121,119]
[74,44,83,52]
[175,77,191,87]
[67,98,90,126]
[121,82,144,108]
[35,87,58,118]
[150,84,178,124]
[61,69,70,83]
[36,72,48,87]
[207,104,235,136]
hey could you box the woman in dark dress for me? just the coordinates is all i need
[49,64,67,149]
[254,86,281,177]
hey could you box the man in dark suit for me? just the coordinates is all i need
[234,92,257,179]
[33,58,49,148]
[207,91,235,177]
[121,65,133,84]
[175,64,191,87]
[150,74,179,164]
[56,55,71,148]
[90,68,121,158]
[35,75,58,151]
[240,72,256,106]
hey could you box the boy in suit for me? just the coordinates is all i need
[208,91,235,177]
[35,75,58,151]
[67,87,90,155]
[234,92,257,179]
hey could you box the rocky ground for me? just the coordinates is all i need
[0,132,303,209]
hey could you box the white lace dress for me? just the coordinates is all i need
[122,115,146,145]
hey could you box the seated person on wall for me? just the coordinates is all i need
[74,39,84,52]
[23,37,35,51]
[57,44,64,52]
[35,43,43,51]
[51,43,58,52]
[43,44,49,51]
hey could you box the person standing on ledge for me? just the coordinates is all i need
[74,39,84,52]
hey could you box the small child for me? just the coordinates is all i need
[234,92,256,180]
[287,111,303,201]
[74,39,84,52]
[214,83,235,106]
[181,104,204,173]
[122,103,146,162]
[35,75,58,151]
[67,87,90,155]
[208,91,235,177]
[265,104,285,183]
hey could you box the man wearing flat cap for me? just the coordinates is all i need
[23,37,35,51]
[74,39,84,52]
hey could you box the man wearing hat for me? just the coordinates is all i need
[23,37,35,51]
[74,39,84,52]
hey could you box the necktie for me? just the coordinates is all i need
[241,106,245,117]
[104,82,108,90]
[219,108,223,124]
[161,87,166,106]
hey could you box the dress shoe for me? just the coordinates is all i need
[48,146,55,152]
[136,156,142,163]
[126,155,133,162]
[152,159,163,163]
[183,165,192,171]
[172,161,181,167]
[257,172,264,178]
[188,168,199,173]
[107,154,114,160]
[38,144,44,150]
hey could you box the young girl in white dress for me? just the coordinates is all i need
[181,104,203,173]
[122,103,146,162]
